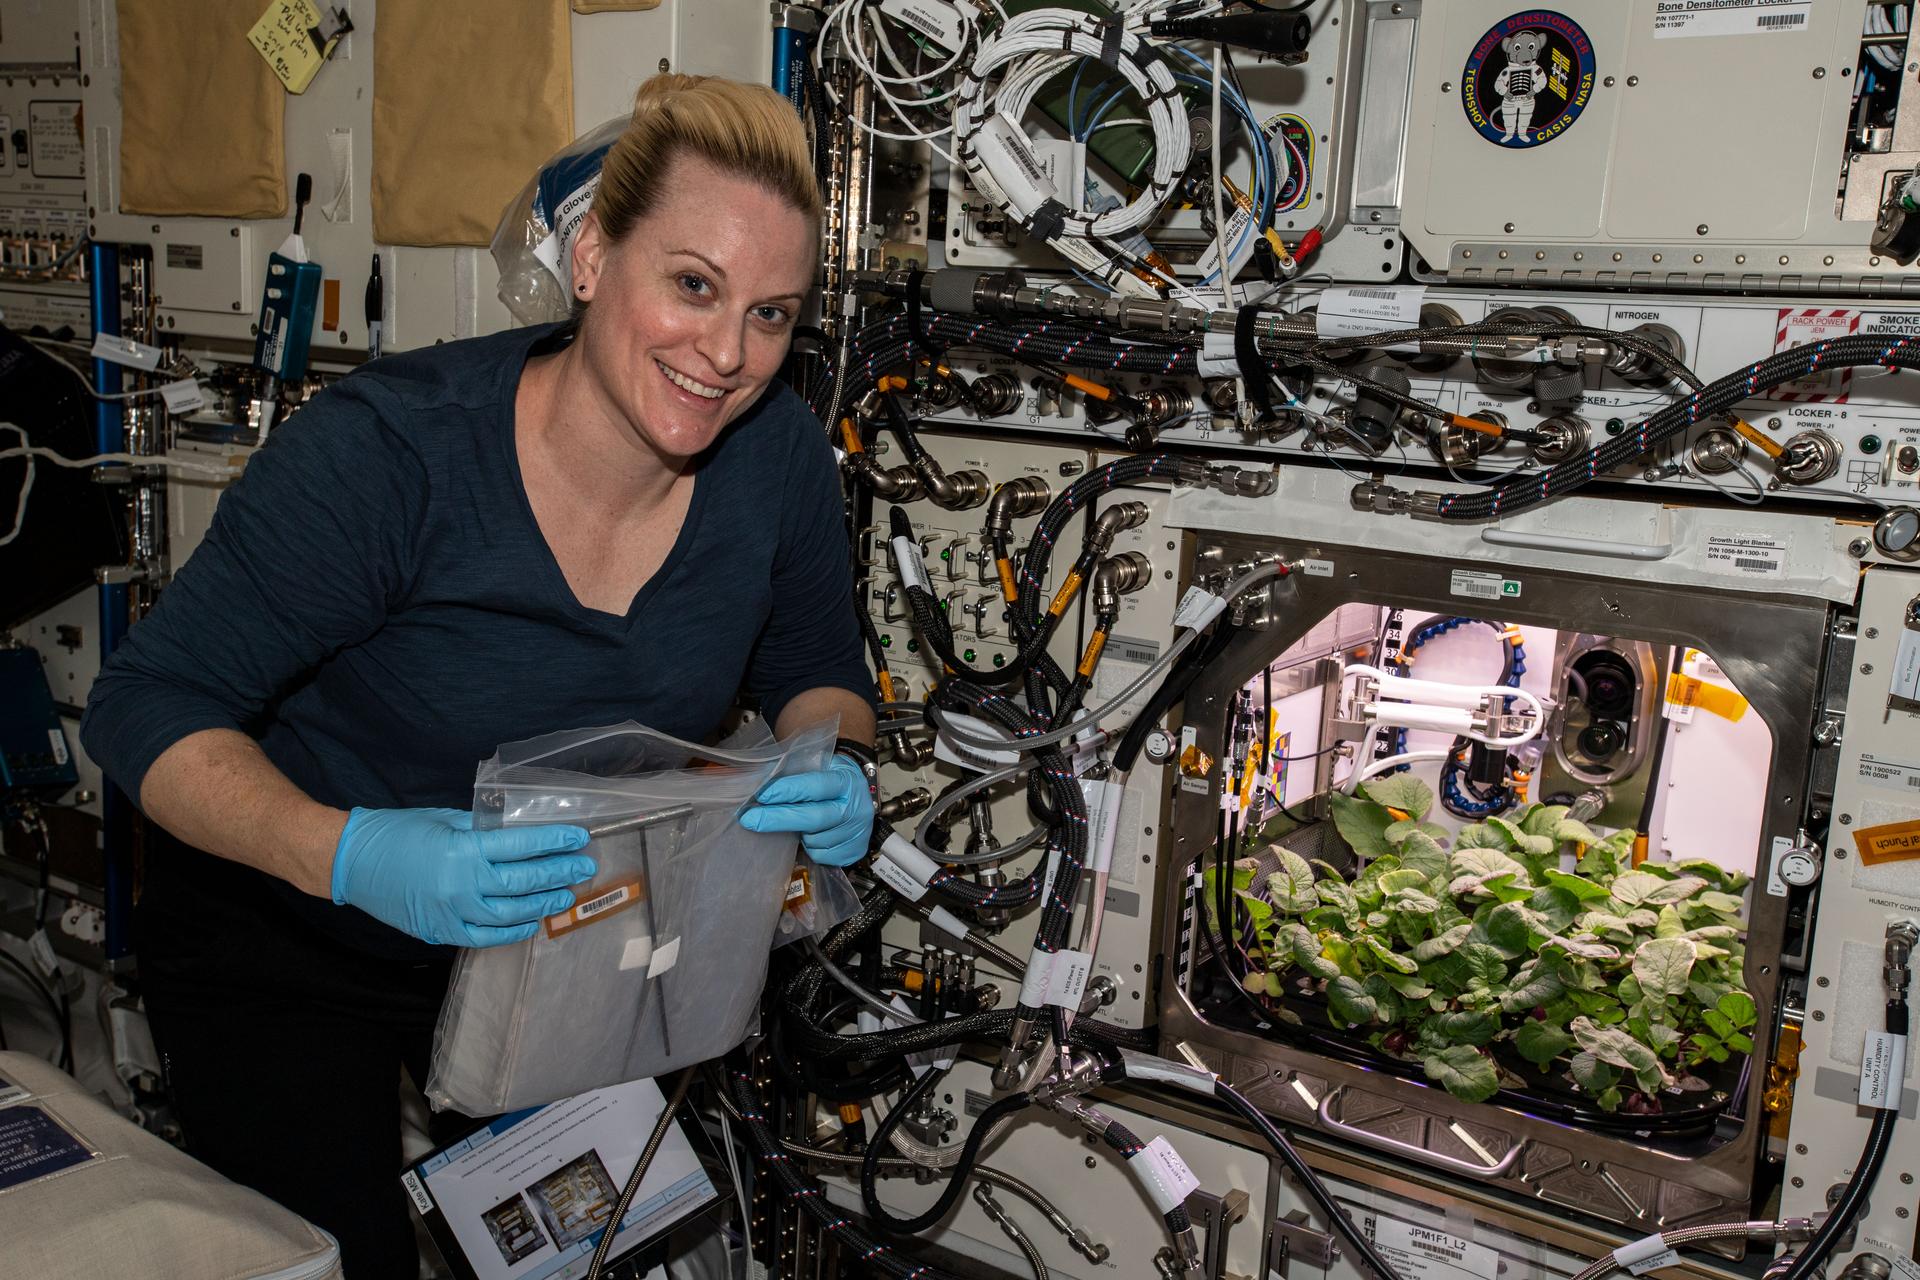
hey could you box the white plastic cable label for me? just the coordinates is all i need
[1018,949,1055,1008]
[1614,1234,1678,1276]
[1037,843,1064,905]
[877,0,963,50]
[1119,1050,1217,1094]
[1082,777,1125,873]
[932,712,1020,772]
[27,929,59,979]
[975,112,1057,218]
[1042,948,1091,1008]
[89,333,164,371]
[1135,1136,1201,1213]
[1314,285,1426,339]
[925,905,970,943]
[1195,330,1239,379]
[874,832,940,902]
[892,535,933,594]
[1861,1031,1908,1109]
[158,379,207,414]
[1172,586,1226,631]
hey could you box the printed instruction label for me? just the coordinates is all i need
[1703,532,1788,577]
[1449,569,1522,602]
[1135,1136,1202,1213]
[1653,1,1812,39]
[1315,285,1426,339]
[1361,1213,1500,1280]
[1860,1031,1908,1109]
[1765,835,1795,897]
[1860,754,1920,793]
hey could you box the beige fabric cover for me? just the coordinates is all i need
[372,0,575,245]
[572,1,662,11]
[116,0,288,217]
[0,1051,343,1279]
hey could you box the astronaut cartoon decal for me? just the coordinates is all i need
[1462,11,1596,148]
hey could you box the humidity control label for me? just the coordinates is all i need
[1652,1,1812,39]
[1360,1213,1499,1280]
[1703,532,1787,577]
[1449,569,1522,602]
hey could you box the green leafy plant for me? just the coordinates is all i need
[1203,776,1753,1112]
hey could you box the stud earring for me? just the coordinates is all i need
[577,283,588,294]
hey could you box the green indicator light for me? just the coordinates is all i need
[963,649,976,663]
[992,653,1006,668]
[1862,435,1884,455]
[941,549,952,560]
[879,634,892,648]
[1604,418,1625,437]
[907,639,920,653]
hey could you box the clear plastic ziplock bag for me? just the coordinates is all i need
[488,115,625,327]
[426,719,835,1114]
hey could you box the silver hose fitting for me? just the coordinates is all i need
[1089,500,1150,555]
[983,475,1052,539]
[1090,552,1151,615]
[1886,920,1917,995]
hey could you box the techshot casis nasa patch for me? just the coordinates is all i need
[1461,10,1596,148]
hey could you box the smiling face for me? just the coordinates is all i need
[568,155,815,464]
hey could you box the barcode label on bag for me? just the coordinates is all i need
[544,879,643,938]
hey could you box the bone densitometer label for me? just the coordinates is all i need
[1653,1,1812,39]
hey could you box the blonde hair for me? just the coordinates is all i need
[592,73,823,242]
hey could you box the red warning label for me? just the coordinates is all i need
[1772,308,1861,403]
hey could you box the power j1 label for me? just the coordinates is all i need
[1462,11,1596,148]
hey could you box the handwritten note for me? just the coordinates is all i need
[248,0,328,94]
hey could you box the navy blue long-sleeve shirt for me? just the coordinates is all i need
[82,321,870,957]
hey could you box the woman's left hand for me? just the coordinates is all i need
[738,755,874,867]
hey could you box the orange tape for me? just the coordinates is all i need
[1078,630,1108,678]
[839,417,863,454]
[877,375,909,392]
[839,1103,864,1126]
[1665,672,1749,722]
[1048,569,1084,618]
[1063,373,1113,402]
[1854,820,1920,867]
[1631,834,1649,868]
[1730,416,1787,461]
[877,670,897,703]
[996,557,1019,603]
[1451,414,1504,438]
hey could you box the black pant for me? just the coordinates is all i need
[137,836,473,1279]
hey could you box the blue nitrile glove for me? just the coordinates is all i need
[330,807,597,948]
[737,755,875,867]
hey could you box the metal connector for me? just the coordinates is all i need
[1886,920,1918,996]
[992,1017,1039,1090]
[1031,1048,1107,1105]
[1089,500,1150,554]
[983,475,1052,539]
[1091,552,1151,614]
[1203,464,1278,498]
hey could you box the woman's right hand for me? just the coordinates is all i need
[329,808,596,947]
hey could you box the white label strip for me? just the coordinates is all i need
[1894,627,1920,705]
[1172,586,1226,630]
[1315,285,1426,339]
[1446,1122,1499,1167]
[1082,777,1125,873]
[1042,948,1092,1009]
[1018,949,1055,1008]
[646,935,681,977]
[1449,569,1521,602]
[877,0,964,50]
[1615,1234,1679,1276]
[1196,330,1239,379]
[89,332,164,371]
[158,379,207,414]
[933,711,1020,772]
[1653,0,1810,38]
[1365,1215,1500,1280]
[892,535,933,594]
[1119,1050,1217,1094]
[1135,1136,1202,1213]
[871,855,928,901]
[1861,1031,1908,1110]
[925,905,970,942]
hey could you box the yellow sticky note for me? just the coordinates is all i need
[249,0,328,95]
